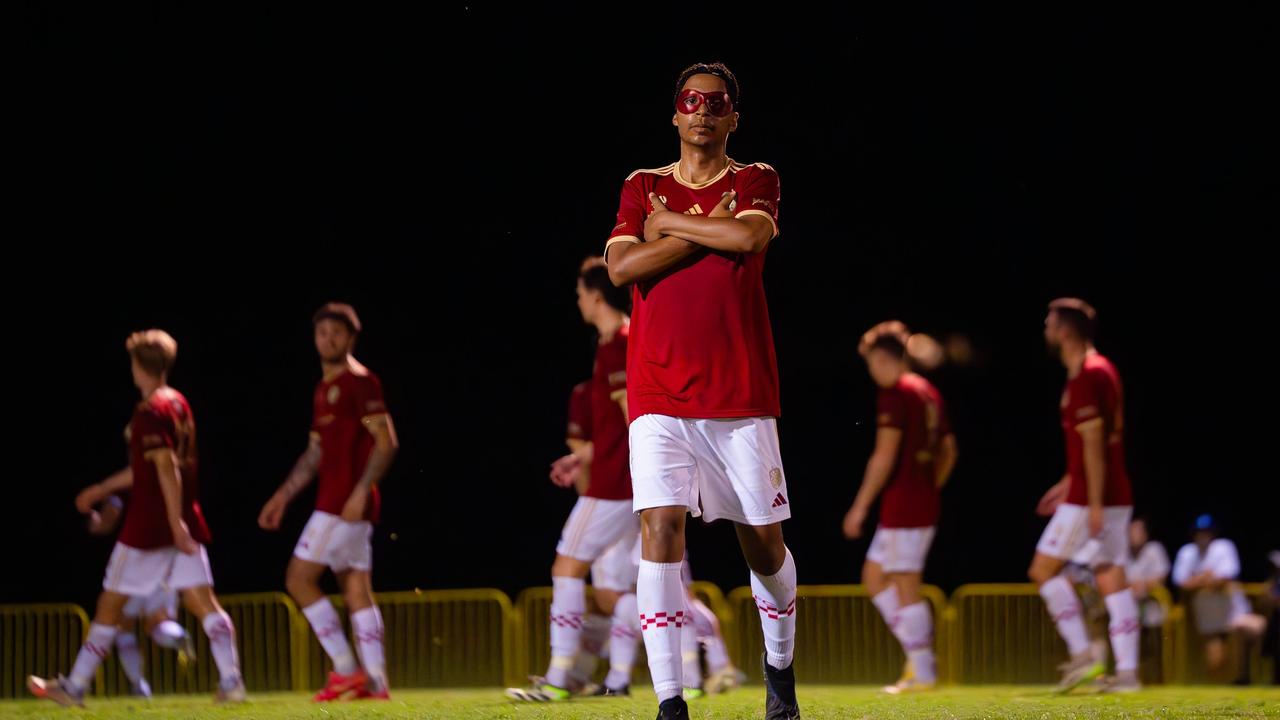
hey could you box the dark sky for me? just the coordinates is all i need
[10,5,1275,608]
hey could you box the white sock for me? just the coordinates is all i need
[545,576,586,689]
[872,585,901,628]
[750,548,797,670]
[895,601,936,683]
[638,560,685,702]
[1039,576,1090,656]
[351,606,387,688]
[68,622,116,694]
[201,610,241,685]
[570,612,610,686]
[681,596,703,689]
[150,620,189,650]
[114,631,143,685]
[689,597,730,673]
[605,593,640,690]
[1104,589,1140,672]
[302,598,358,674]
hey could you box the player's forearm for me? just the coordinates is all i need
[935,436,958,488]
[854,453,895,511]
[277,447,320,501]
[568,440,594,465]
[99,467,134,494]
[355,442,397,492]
[153,458,186,530]
[606,237,700,286]
[650,213,770,254]
[1083,446,1106,508]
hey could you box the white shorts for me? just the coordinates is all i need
[629,414,790,526]
[122,589,178,619]
[1036,504,1132,568]
[103,542,214,597]
[293,511,373,573]
[556,497,639,563]
[866,526,936,574]
[591,532,640,592]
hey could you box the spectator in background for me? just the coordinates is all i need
[1172,515,1263,684]
[1263,551,1280,685]
[1127,518,1170,682]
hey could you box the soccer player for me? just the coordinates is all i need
[77,490,195,697]
[506,260,639,701]
[29,330,245,706]
[843,321,957,694]
[605,62,798,720]
[258,303,398,701]
[1028,299,1141,693]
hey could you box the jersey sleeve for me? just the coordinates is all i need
[605,174,647,262]
[354,374,389,419]
[567,382,592,441]
[733,164,780,239]
[877,388,907,430]
[133,407,176,454]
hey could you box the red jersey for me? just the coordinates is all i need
[606,159,781,420]
[118,388,212,549]
[312,367,387,521]
[877,374,951,528]
[586,326,631,500]
[1061,352,1132,507]
[566,381,592,441]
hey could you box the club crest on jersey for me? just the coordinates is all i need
[328,385,341,405]
[769,468,783,489]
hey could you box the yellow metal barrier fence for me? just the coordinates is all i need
[728,584,950,685]
[0,604,89,700]
[1170,583,1274,685]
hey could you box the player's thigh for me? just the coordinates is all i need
[888,572,924,606]
[95,590,130,625]
[1029,551,1068,584]
[179,584,222,620]
[552,554,592,579]
[862,558,888,594]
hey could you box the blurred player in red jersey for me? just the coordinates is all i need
[843,322,958,694]
[258,304,399,701]
[507,260,640,702]
[605,62,797,720]
[74,490,195,698]
[29,330,245,707]
[1029,299,1141,693]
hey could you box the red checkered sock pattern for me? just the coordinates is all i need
[638,560,685,702]
[302,598,359,675]
[546,575,586,689]
[69,622,117,693]
[750,547,797,671]
[352,605,387,688]
[1105,589,1140,672]
[201,609,242,686]
[605,592,640,690]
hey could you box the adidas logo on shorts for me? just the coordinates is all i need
[771,493,788,508]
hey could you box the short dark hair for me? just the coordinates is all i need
[313,302,362,334]
[580,264,630,314]
[675,62,740,108]
[1048,298,1096,341]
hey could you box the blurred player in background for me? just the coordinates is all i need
[843,321,957,694]
[1028,299,1141,693]
[258,303,398,701]
[29,330,245,706]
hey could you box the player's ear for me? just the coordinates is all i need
[729,112,739,132]
[672,113,679,127]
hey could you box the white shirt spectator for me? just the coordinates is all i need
[1128,541,1171,626]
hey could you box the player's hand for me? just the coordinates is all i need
[1035,480,1069,517]
[340,490,368,522]
[549,454,582,488]
[1088,505,1104,537]
[75,484,105,514]
[644,193,671,242]
[258,493,288,531]
[707,190,736,218]
[171,520,199,555]
[842,504,867,540]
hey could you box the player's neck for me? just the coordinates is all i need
[137,378,166,399]
[678,144,729,184]
[594,310,627,343]
[321,355,355,381]
[1060,342,1094,377]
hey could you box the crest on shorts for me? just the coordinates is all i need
[327,385,341,405]
[769,468,783,489]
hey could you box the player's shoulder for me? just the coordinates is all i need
[624,162,679,183]
[730,159,779,180]
[145,387,189,418]
[342,361,381,386]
